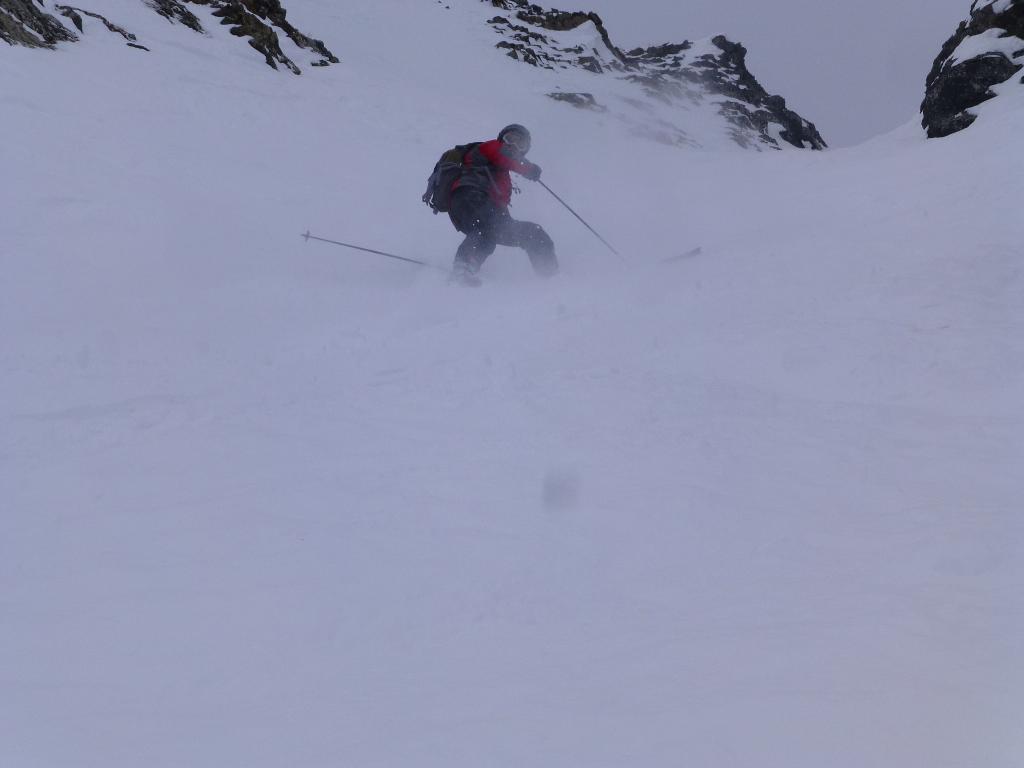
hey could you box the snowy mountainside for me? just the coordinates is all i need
[2,1,1023,766]
[1,0,824,151]
[922,0,1024,136]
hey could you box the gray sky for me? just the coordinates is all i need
[581,0,971,146]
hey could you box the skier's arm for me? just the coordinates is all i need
[479,140,540,179]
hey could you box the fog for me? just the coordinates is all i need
[582,0,971,146]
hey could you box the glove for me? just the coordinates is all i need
[523,163,542,182]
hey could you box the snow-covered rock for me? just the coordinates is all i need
[0,0,77,47]
[0,0,338,71]
[486,0,826,150]
[922,0,1024,137]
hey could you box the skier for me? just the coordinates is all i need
[446,124,558,286]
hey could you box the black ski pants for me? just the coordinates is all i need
[449,189,558,276]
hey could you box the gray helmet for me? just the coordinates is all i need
[498,123,531,154]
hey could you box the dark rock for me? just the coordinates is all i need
[60,5,83,32]
[3,0,338,74]
[547,91,606,111]
[690,36,826,149]
[193,0,339,73]
[225,0,339,65]
[628,42,692,60]
[56,5,138,43]
[146,0,204,33]
[488,0,627,70]
[922,0,1024,138]
[0,0,78,47]
[209,1,302,74]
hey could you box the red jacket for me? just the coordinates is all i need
[453,139,537,208]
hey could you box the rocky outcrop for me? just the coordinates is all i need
[486,2,626,74]
[147,0,204,33]
[485,0,825,150]
[204,0,338,72]
[56,5,148,49]
[1,0,338,72]
[209,1,302,73]
[922,0,1024,138]
[689,36,826,150]
[0,0,77,47]
[547,91,605,111]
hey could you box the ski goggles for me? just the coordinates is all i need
[503,131,531,154]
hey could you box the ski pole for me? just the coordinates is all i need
[538,181,621,258]
[301,231,436,268]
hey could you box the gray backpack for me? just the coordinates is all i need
[422,142,480,214]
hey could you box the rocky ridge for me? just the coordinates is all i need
[485,0,826,150]
[0,0,77,47]
[3,0,824,151]
[0,0,337,72]
[922,0,1024,137]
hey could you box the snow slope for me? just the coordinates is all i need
[2,1,1022,766]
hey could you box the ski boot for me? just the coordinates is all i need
[449,258,482,287]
